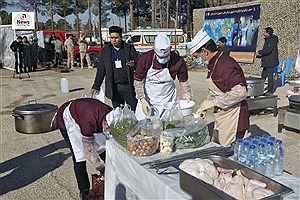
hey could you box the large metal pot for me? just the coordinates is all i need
[12,102,58,134]
[246,77,265,97]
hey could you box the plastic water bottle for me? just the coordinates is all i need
[234,139,244,162]
[254,136,261,140]
[265,142,276,178]
[246,145,257,170]
[269,137,276,143]
[252,139,259,146]
[256,143,267,174]
[239,141,250,165]
[262,134,269,139]
[61,78,69,93]
[260,138,267,144]
[275,140,284,176]
[245,137,252,143]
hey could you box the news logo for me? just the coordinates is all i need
[12,12,35,30]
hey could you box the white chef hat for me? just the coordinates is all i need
[154,33,171,57]
[186,28,211,54]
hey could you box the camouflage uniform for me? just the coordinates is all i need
[65,38,74,68]
[79,37,92,68]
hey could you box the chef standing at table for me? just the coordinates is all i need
[134,33,192,119]
[56,98,112,198]
[187,29,249,147]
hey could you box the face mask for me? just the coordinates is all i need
[157,56,170,64]
[195,57,208,67]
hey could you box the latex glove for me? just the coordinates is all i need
[182,94,192,102]
[196,99,217,117]
[140,97,150,114]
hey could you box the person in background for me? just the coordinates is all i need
[49,32,56,63]
[31,37,39,71]
[20,36,31,72]
[134,33,192,116]
[79,32,93,69]
[218,37,231,56]
[56,98,112,199]
[65,34,74,69]
[91,26,138,111]
[51,37,64,67]
[187,29,249,147]
[10,36,23,74]
[256,27,279,96]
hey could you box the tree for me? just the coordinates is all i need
[129,0,134,31]
[55,0,75,30]
[110,0,130,32]
[0,0,7,9]
[0,10,11,25]
[55,18,72,30]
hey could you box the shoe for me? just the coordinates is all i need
[88,66,93,69]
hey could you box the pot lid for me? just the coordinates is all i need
[245,77,265,84]
[13,103,58,115]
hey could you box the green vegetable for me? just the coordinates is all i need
[110,119,136,147]
[175,129,208,149]
[165,123,176,129]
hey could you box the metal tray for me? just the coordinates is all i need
[174,155,293,200]
[287,80,300,87]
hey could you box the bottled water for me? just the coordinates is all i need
[246,145,257,170]
[254,136,261,140]
[260,138,267,144]
[234,139,244,162]
[256,143,267,174]
[245,137,252,142]
[239,141,250,165]
[262,134,269,139]
[252,139,259,146]
[269,137,276,142]
[275,140,284,176]
[265,142,276,178]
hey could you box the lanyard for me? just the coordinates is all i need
[112,48,122,60]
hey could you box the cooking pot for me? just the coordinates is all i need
[245,77,265,97]
[288,95,300,110]
[12,101,58,134]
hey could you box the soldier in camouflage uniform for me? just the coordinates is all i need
[64,34,74,69]
[79,33,92,69]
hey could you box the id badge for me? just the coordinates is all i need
[115,60,122,68]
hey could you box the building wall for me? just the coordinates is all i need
[193,0,300,76]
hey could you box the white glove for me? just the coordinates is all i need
[196,99,217,117]
[140,97,150,115]
[182,94,192,102]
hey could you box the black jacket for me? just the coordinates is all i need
[10,40,21,53]
[257,35,279,68]
[92,41,138,99]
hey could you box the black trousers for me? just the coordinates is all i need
[112,84,138,111]
[261,67,274,94]
[60,129,106,192]
[14,52,23,73]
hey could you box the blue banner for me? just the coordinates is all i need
[204,4,261,63]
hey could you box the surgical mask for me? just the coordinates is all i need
[195,57,208,67]
[157,56,170,64]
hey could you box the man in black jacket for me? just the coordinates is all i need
[10,36,23,73]
[91,26,138,111]
[256,27,279,95]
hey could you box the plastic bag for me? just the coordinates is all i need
[126,119,160,156]
[160,101,184,129]
[174,117,210,149]
[146,106,163,131]
[109,105,137,147]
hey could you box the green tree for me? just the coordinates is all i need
[55,18,72,30]
[0,0,7,9]
[56,0,75,30]
[0,10,11,25]
[110,0,130,32]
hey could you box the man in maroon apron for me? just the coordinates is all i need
[187,29,249,147]
[57,98,112,198]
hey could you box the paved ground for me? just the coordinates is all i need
[0,66,299,199]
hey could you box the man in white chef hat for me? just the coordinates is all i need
[187,28,249,147]
[134,33,192,119]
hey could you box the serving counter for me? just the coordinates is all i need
[104,139,300,200]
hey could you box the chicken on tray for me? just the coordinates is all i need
[179,158,275,200]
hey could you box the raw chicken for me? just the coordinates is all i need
[223,174,245,200]
[213,171,233,191]
[244,179,275,200]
